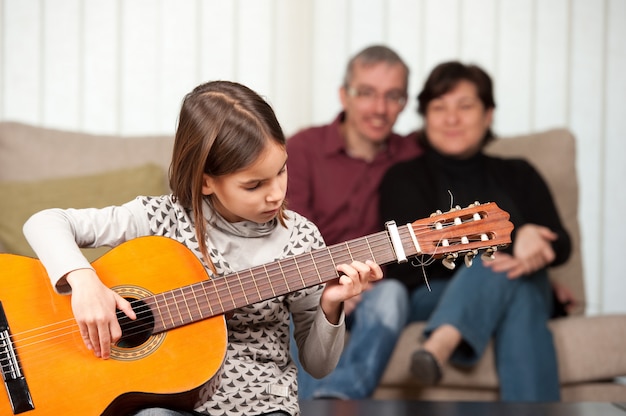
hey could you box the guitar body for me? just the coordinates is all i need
[0,237,227,416]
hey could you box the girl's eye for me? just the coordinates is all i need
[245,182,261,191]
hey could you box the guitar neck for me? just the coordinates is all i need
[139,202,513,334]
[146,228,405,334]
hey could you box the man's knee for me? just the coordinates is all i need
[362,280,409,325]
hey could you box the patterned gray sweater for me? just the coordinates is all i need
[23,195,346,416]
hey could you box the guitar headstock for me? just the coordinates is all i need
[392,202,513,270]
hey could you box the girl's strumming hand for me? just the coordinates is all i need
[66,268,136,359]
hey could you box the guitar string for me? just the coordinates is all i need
[2,218,498,364]
[3,214,500,367]
[0,232,392,366]
[2,215,498,368]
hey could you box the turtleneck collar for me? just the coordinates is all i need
[424,146,486,172]
[202,198,277,238]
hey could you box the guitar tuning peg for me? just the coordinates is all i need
[442,253,458,270]
[481,247,497,261]
[464,250,478,267]
[430,209,443,217]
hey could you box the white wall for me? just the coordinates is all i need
[1,0,624,315]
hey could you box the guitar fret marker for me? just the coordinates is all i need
[308,252,323,284]
[345,242,355,262]
[292,257,306,288]
[189,285,205,319]
[235,272,249,306]
[262,264,276,297]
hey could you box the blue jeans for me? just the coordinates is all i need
[408,257,560,402]
[292,279,409,399]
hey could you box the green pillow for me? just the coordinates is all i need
[0,163,168,261]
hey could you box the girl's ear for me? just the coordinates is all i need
[201,174,214,196]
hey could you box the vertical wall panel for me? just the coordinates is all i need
[236,1,274,100]
[310,0,348,127]
[199,1,236,83]
[0,0,5,118]
[82,0,119,134]
[422,0,460,75]
[459,0,497,72]
[3,0,42,123]
[495,0,533,135]
[533,0,569,131]
[119,0,159,135]
[570,0,606,314]
[158,0,198,134]
[602,0,626,314]
[346,0,386,54]
[273,0,314,137]
[41,0,81,130]
[388,0,423,134]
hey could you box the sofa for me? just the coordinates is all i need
[1,121,625,401]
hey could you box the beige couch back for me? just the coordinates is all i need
[0,121,174,182]
[486,128,585,314]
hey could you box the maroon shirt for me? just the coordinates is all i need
[286,113,422,245]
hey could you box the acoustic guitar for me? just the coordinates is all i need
[0,202,512,415]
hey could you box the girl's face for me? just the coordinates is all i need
[424,80,493,159]
[202,141,288,223]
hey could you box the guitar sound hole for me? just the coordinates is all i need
[116,298,155,348]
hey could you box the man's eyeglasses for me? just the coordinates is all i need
[346,86,407,107]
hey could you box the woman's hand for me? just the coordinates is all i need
[320,260,383,324]
[66,269,136,359]
[484,224,557,279]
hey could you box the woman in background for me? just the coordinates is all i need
[379,61,571,401]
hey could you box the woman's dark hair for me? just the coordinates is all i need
[417,61,497,146]
[169,80,287,271]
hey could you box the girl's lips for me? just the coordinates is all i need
[263,208,279,216]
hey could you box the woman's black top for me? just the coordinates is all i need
[379,147,571,292]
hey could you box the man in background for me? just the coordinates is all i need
[287,45,422,399]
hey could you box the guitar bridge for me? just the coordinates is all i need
[0,301,35,414]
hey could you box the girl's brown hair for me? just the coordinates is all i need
[169,80,287,272]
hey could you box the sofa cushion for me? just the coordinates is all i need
[0,163,168,260]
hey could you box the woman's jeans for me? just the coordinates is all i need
[410,257,560,402]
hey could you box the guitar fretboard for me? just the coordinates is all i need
[146,229,402,333]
